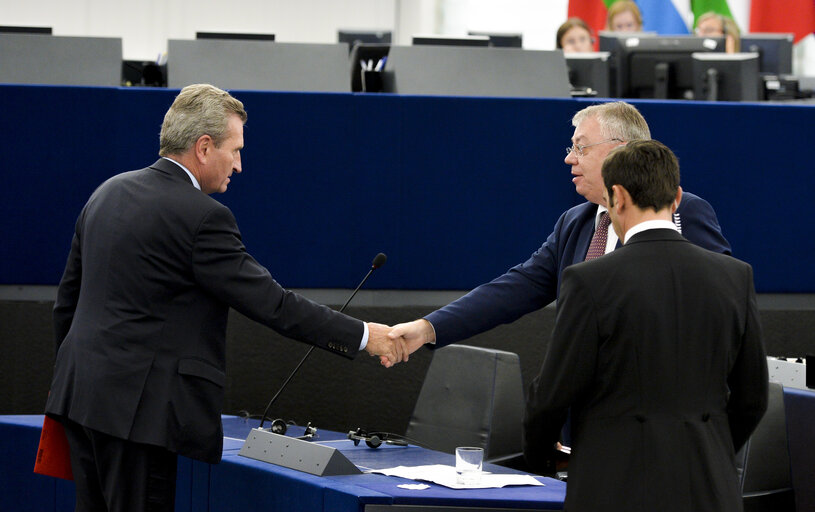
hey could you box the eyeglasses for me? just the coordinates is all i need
[565,138,623,158]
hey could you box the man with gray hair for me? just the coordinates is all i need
[524,140,766,510]
[388,101,730,356]
[45,84,405,511]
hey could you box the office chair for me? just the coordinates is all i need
[738,381,796,512]
[405,344,525,463]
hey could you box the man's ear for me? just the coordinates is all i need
[194,134,213,164]
[611,184,627,212]
[672,186,683,213]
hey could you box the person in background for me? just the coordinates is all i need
[696,11,741,53]
[606,0,643,32]
[557,17,594,53]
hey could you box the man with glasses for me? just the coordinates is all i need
[388,101,729,354]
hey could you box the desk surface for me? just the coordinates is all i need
[0,415,565,512]
[216,417,566,511]
[5,391,813,512]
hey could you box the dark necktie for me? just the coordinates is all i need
[585,211,611,261]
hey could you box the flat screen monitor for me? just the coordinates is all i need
[467,31,523,48]
[0,25,52,34]
[692,52,761,101]
[338,30,392,51]
[196,32,275,41]
[412,34,490,47]
[740,33,793,75]
[605,35,725,99]
[598,31,656,52]
[565,52,612,97]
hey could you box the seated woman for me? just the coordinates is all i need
[557,17,594,53]
[606,1,643,32]
[696,11,741,53]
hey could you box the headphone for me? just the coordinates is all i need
[347,428,409,449]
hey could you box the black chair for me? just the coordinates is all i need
[405,344,525,463]
[738,381,796,512]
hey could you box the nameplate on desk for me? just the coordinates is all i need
[238,428,362,476]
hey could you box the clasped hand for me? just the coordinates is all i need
[365,319,436,368]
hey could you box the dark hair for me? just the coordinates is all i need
[602,140,679,211]
[556,17,592,49]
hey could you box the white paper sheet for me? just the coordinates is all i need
[367,464,545,489]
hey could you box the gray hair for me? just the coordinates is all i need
[159,84,247,157]
[572,101,651,142]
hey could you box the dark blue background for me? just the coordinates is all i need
[2,85,812,292]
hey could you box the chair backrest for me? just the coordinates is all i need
[405,344,524,459]
[740,381,796,512]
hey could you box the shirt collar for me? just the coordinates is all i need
[162,157,201,191]
[595,204,609,228]
[623,219,678,244]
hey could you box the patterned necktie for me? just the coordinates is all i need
[585,211,611,261]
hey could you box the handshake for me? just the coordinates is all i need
[364,319,436,368]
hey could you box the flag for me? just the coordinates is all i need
[568,0,613,36]
[639,0,693,33]
[750,0,815,43]
[568,0,614,49]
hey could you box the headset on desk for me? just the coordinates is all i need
[347,428,410,449]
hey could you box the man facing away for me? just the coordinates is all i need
[45,84,406,511]
[524,140,768,511]
[388,101,730,354]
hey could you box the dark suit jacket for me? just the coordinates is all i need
[524,228,768,512]
[426,193,730,346]
[45,158,364,463]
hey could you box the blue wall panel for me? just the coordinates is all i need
[2,85,812,292]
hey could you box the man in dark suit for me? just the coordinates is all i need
[44,84,405,511]
[388,101,730,351]
[524,140,768,511]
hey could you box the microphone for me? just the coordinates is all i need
[258,252,387,432]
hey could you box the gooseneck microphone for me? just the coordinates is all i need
[258,253,387,431]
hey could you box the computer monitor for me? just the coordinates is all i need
[740,33,793,75]
[196,31,275,41]
[604,34,725,99]
[565,52,612,97]
[692,52,761,101]
[412,34,490,47]
[338,30,392,52]
[467,31,523,48]
[597,31,656,52]
[0,25,52,34]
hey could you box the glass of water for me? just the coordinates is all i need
[455,446,483,485]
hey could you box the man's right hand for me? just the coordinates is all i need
[365,322,408,368]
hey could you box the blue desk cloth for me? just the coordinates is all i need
[785,388,815,512]
[214,418,566,510]
[4,391,814,512]
[0,415,563,511]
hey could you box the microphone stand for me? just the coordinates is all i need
[258,254,386,430]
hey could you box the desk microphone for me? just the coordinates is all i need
[258,252,388,432]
